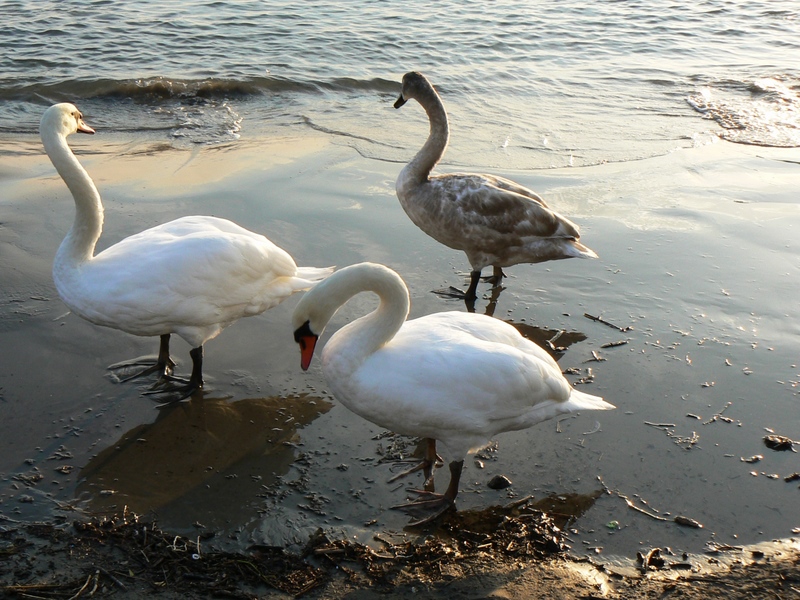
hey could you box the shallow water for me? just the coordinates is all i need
[1,131,799,563]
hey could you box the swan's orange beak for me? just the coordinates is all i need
[298,334,318,371]
[293,320,318,371]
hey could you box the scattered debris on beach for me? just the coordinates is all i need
[1,499,571,599]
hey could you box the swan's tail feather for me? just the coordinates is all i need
[572,240,599,259]
[296,266,335,282]
[294,266,336,287]
[565,389,615,411]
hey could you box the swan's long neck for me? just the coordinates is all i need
[317,265,410,372]
[397,85,450,192]
[44,131,103,267]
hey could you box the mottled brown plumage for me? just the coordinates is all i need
[394,71,597,306]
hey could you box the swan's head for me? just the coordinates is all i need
[291,262,408,371]
[292,273,338,371]
[292,290,336,371]
[40,103,95,138]
[293,320,318,371]
[394,71,433,109]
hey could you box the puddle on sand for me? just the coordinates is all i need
[77,393,332,532]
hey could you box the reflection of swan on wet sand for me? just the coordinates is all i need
[40,103,333,400]
[393,71,597,311]
[292,262,614,524]
[78,393,332,527]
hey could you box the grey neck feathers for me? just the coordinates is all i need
[399,87,450,189]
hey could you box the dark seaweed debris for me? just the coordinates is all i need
[1,510,325,599]
[304,500,567,588]
[1,501,568,598]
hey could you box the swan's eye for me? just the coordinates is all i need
[293,320,314,344]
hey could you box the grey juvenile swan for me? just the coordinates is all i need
[393,71,597,309]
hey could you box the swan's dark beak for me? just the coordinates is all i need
[293,321,318,371]
[77,120,95,135]
[394,94,407,109]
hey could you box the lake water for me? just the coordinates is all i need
[2,0,800,569]
[2,0,799,161]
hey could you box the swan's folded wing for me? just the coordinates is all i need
[431,173,582,241]
[81,216,301,326]
[346,319,574,440]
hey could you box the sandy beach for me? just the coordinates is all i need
[2,129,800,597]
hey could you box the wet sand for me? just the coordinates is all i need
[1,130,800,596]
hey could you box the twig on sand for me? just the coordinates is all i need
[703,401,735,425]
[585,350,606,363]
[72,570,99,599]
[94,565,128,591]
[600,340,628,348]
[644,421,677,429]
[584,313,633,332]
[597,477,703,529]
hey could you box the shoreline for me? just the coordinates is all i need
[1,509,798,599]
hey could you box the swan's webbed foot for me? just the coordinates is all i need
[109,358,176,382]
[484,266,506,287]
[432,286,470,300]
[142,345,204,404]
[109,334,176,382]
[392,491,456,526]
[391,459,464,526]
[432,268,505,313]
[143,375,200,403]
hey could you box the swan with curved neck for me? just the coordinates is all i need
[41,102,333,400]
[394,71,598,310]
[292,262,614,523]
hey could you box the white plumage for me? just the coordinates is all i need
[41,103,332,398]
[292,262,614,522]
[394,71,598,307]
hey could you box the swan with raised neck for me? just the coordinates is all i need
[393,71,598,311]
[40,103,100,271]
[292,262,614,524]
[40,102,333,400]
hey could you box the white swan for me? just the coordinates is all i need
[394,71,598,308]
[292,262,614,523]
[41,103,333,399]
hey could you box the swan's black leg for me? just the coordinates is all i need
[186,346,204,393]
[431,269,482,312]
[110,334,176,382]
[463,270,481,312]
[154,334,176,377]
[465,269,482,299]
[483,268,508,317]
[144,345,204,402]
[488,266,506,287]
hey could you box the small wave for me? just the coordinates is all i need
[687,75,800,148]
[0,77,262,104]
[112,78,262,101]
[0,74,398,105]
